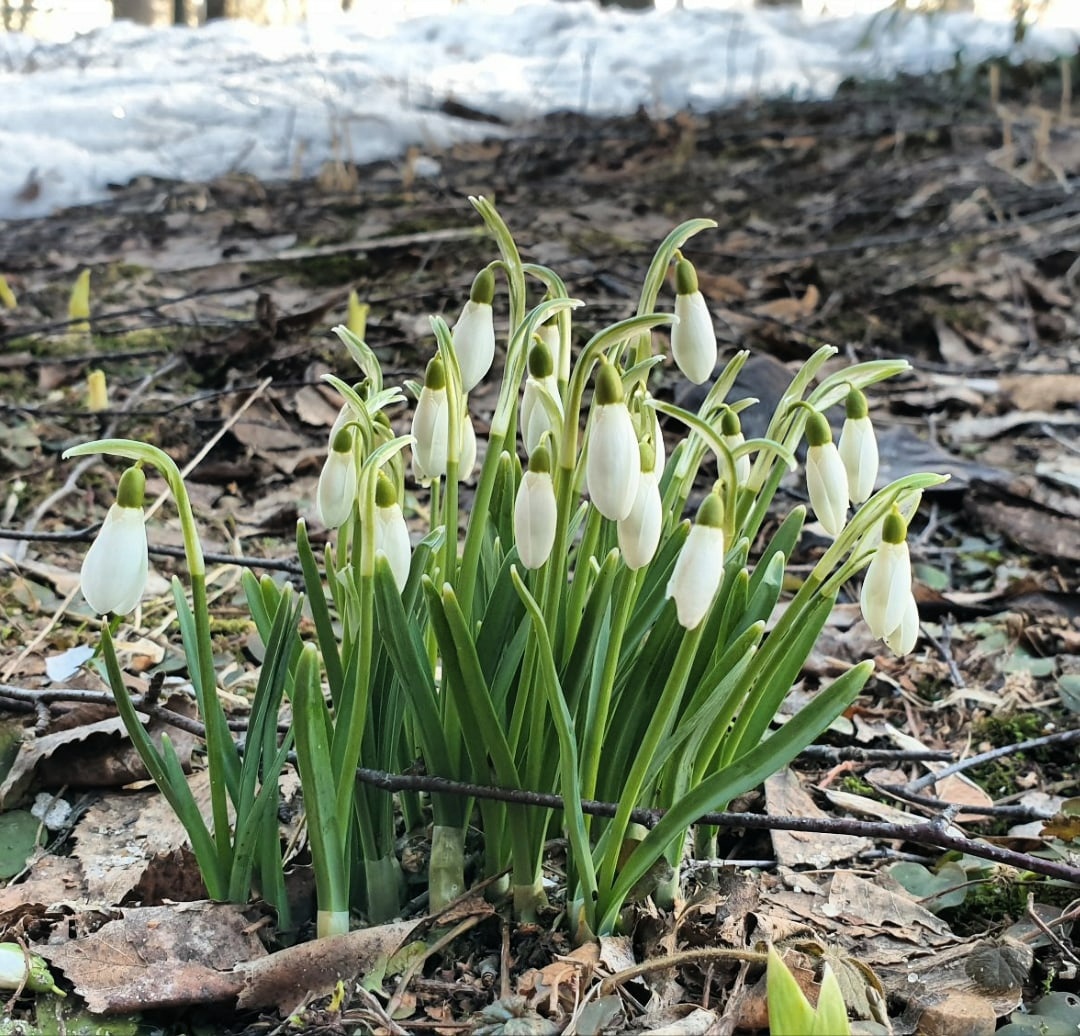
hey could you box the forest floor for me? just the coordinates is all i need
[0,55,1079,1035]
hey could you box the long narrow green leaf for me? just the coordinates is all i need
[297,519,344,704]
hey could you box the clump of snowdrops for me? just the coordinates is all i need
[67,197,945,941]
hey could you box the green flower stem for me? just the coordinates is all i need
[63,438,233,880]
[595,619,703,912]
[429,824,467,912]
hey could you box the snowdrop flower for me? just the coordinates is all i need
[521,339,563,456]
[374,472,412,593]
[838,387,878,505]
[538,312,568,385]
[411,356,449,480]
[317,427,358,529]
[805,410,848,537]
[861,507,919,655]
[459,407,477,481]
[667,492,726,629]
[670,254,717,385]
[451,268,496,393]
[617,442,663,570]
[721,409,751,485]
[645,400,665,479]
[585,358,640,522]
[80,465,148,616]
[514,443,557,570]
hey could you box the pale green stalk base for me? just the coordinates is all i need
[317,910,350,939]
[429,824,467,913]
[513,877,548,923]
[365,854,404,923]
[653,861,681,912]
[693,825,717,861]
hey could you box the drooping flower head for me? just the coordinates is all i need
[667,492,726,629]
[514,442,558,570]
[451,267,496,393]
[373,470,412,593]
[838,386,878,505]
[80,464,149,616]
[317,426,359,530]
[411,355,449,481]
[721,408,751,485]
[617,440,663,571]
[521,337,563,456]
[860,506,919,655]
[585,358,640,521]
[670,253,717,385]
[805,410,848,538]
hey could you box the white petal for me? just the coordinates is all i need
[411,386,448,478]
[649,406,666,478]
[514,470,557,570]
[724,431,751,484]
[617,472,663,570]
[666,523,725,629]
[458,409,477,481]
[806,443,849,537]
[451,300,496,393]
[884,592,920,656]
[586,403,640,521]
[375,503,412,593]
[839,415,879,505]
[80,504,148,615]
[522,374,562,456]
[671,291,717,385]
[860,540,911,639]
[317,449,358,529]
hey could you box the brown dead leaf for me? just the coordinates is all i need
[519,941,600,1017]
[752,284,820,323]
[237,919,421,1013]
[999,372,1080,412]
[765,769,871,869]
[824,871,953,943]
[41,902,264,1013]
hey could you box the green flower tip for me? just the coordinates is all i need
[375,470,397,507]
[882,506,907,545]
[470,267,496,306]
[720,408,741,436]
[805,410,832,447]
[424,355,447,390]
[331,426,353,454]
[593,357,624,405]
[675,256,699,297]
[116,465,146,509]
[529,442,553,474]
[528,338,555,378]
[845,387,869,420]
[638,439,655,473]
[696,491,724,528]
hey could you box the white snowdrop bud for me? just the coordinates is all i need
[884,591,920,657]
[514,444,557,570]
[721,408,751,485]
[451,268,496,393]
[411,356,449,480]
[317,426,358,529]
[805,411,848,537]
[860,507,915,645]
[667,493,726,629]
[671,255,717,385]
[617,442,663,570]
[458,407,477,481]
[585,359,640,521]
[521,339,563,456]
[80,465,149,616]
[374,472,412,593]
[838,387,878,505]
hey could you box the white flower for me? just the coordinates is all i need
[374,474,412,593]
[618,468,662,570]
[411,358,449,480]
[884,591,920,656]
[522,338,563,456]
[646,402,665,478]
[805,412,848,537]
[586,362,640,522]
[666,494,726,629]
[317,430,358,529]
[860,512,913,641]
[838,388,878,505]
[451,269,496,393]
[514,453,557,570]
[670,257,717,385]
[81,467,148,616]
[458,408,477,481]
[721,409,751,485]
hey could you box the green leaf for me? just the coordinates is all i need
[0,811,42,879]
[887,861,968,911]
[767,947,816,1036]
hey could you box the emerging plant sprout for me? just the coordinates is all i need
[66,198,944,941]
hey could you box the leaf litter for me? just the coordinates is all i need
[1,61,1079,1033]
